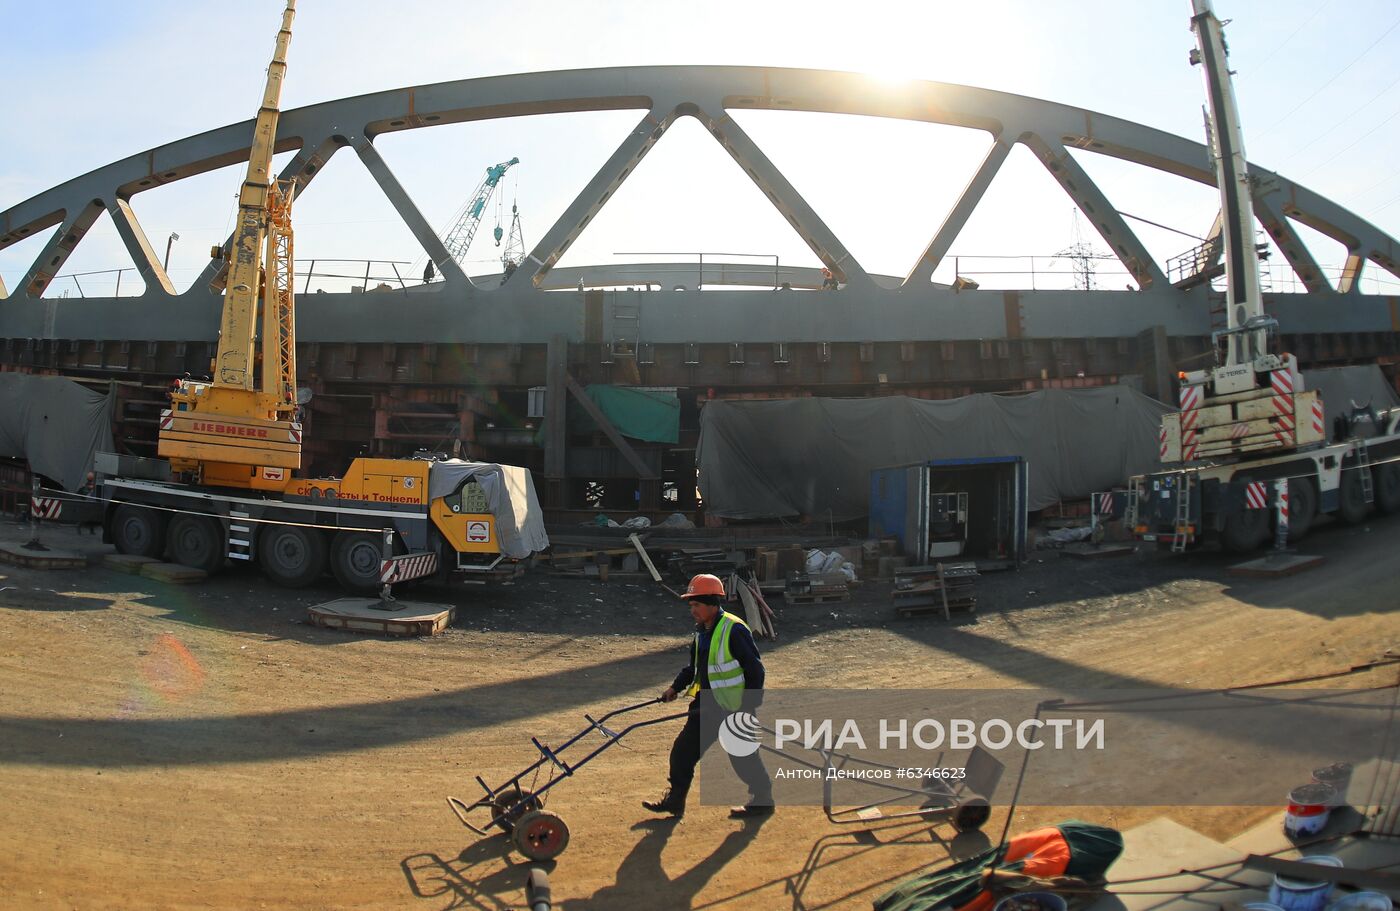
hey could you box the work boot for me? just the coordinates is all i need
[728,802,775,819]
[642,788,687,817]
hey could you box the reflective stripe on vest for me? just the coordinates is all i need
[686,611,749,710]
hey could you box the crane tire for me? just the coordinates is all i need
[112,504,167,558]
[1221,506,1269,553]
[167,514,225,574]
[1375,463,1400,515]
[331,531,387,593]
[259,524,328,588]
[1337,468,1371,525]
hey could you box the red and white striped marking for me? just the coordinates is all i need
[1179,385,1202,431]
[380,551,438,584]
[1312,399,1325,435]
[1098,493,1115,515]
[1229,423,1249,440]
[159,411,174,431]
[1245,482,1269,510]
[1276,482,1290,529]
[1271,371,1296,436]
[29,496,61,519]
[1182,430,1199,461]
[289,424,302,444]
[1159,427,1169,460]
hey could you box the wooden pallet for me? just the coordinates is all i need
[892,562,978,620]
[786,591,851,605]
[785,570,849,604]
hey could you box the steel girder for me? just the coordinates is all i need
[2,65,1398,347]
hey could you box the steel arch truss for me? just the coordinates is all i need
[2,65,1398,345]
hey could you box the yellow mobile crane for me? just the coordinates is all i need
[159,0,300,489]
[99,1,548,589]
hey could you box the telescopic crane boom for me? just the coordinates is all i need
[1186,0,1281,390]
[158,0,302,486]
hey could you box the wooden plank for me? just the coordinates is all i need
[536,547,637,563]
[628,533,663,582]
[736,580,766,635]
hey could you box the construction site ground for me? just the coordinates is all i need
[0,513,1396,911]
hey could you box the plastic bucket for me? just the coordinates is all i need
[1312,763,1353,805]
[1284,783,1337,838]
[1326,892,1392,911]
[993,893,1068,911]
[1268,855,1343,911]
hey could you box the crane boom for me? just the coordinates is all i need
[1188,0,1271,370]
[157,0,302,484]
[439,157,519,268]
[220,0,296,391]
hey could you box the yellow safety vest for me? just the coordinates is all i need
[686,611,749,711]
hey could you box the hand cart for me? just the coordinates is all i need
[447,698,687,860]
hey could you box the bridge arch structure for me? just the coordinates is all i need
[2,67,1397,509]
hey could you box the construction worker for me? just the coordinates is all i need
[643,573,774,819]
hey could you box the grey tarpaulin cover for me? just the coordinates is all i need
[697,386,1169,520]
[426,460,549,558]
[1305,364,1399,415]
[0,374,114,492]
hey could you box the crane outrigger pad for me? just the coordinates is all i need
[307,597,453,636]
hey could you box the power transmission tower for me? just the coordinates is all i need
[1054,210,1103,291]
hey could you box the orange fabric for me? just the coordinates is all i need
[952,828,1072,911]
[1002,827,1072,877]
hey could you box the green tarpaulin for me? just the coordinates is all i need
[571,385,680,444]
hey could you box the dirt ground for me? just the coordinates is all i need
[0,513,1397,911]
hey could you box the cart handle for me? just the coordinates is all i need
[591,696,663,725]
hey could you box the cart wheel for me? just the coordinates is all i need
[953,797,991,832]
[512,810,570,860]
[492,788,542,833]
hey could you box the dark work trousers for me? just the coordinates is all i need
[669,699,773,805]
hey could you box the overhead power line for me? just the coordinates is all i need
[1280,71,1400,164]
[1254,12,1400,140]
[1251,0,1334,72]
[1299,104,1400,179]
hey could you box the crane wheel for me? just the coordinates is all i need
[112,504,168,558]
[167,514,226,574]
[259,525,328,588]
[331,531,390,593]
[1220,506,1269,553]
[1337,468,1372,525]
[1375,463,1400,515]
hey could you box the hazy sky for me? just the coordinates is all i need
[2,0,1399,296]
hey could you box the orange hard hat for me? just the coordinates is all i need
[681,573,726,599]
